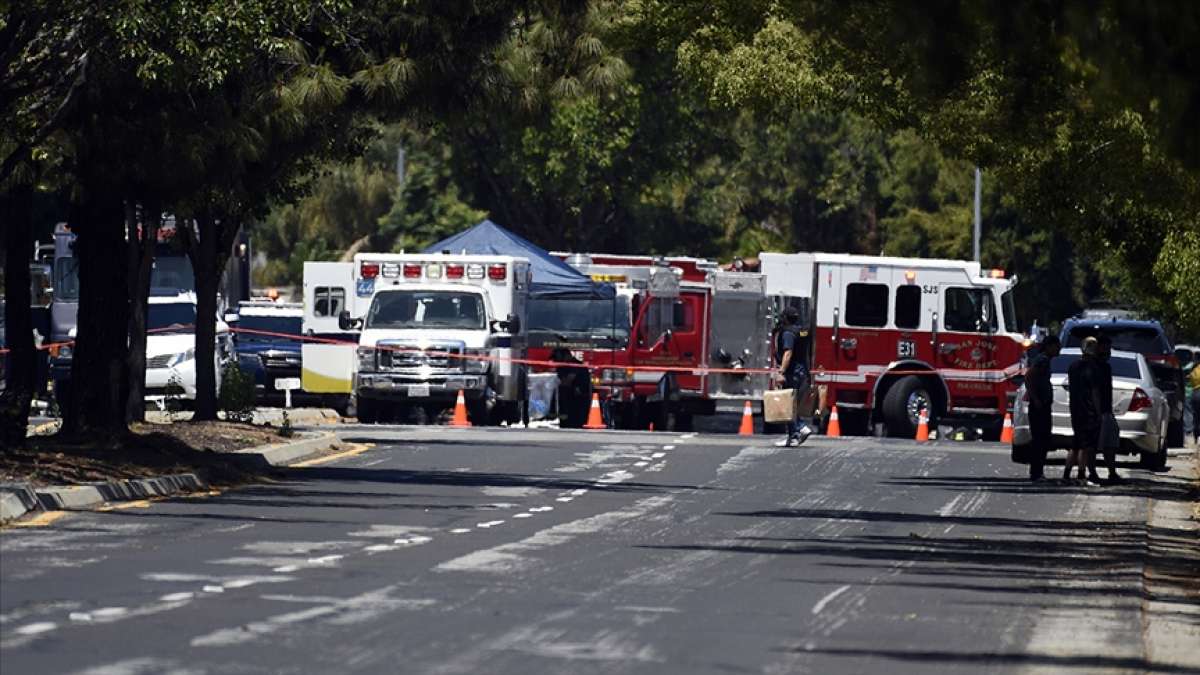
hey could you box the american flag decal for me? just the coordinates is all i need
[859,265,878,281]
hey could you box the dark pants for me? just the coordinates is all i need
[1028,406,1052,479]
[1192,391,1200,441]
[785,370,810,438]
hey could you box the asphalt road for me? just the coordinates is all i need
[1,426,1195,674]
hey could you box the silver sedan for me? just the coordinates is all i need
[1012,348,1169,469]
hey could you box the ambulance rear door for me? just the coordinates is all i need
[301,261,357,394]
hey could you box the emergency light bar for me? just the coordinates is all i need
[989,269,1006,278]
[360,262,380,279]
[426,263,442,279]
[446,264,465,279]
[488,264,507,281]
[467,264,485,279]
[381,263,400,278]
[403,264,422,279]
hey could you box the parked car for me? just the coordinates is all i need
[1011,347,1169,470]
[229,301,304,402]
[1059,317,1185,447]
[144,290,231,407]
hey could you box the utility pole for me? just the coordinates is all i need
[973,167,982,264]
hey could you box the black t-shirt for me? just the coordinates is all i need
[775,328,808,375]
[1068,358,1099,423]
[1028,352,1053,410]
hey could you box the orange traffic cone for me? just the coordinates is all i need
[449,390,471,427]
[915,408,930,442]
[649,422,655,432]
[583,393,606,430]
[826,405,842,438]
[738,401,754,436]
[1000,412,1014,443]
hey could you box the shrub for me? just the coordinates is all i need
[219,361,256,423]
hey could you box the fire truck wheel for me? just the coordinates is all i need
[356,397,378,424]
[467,397,489,426]
[882,375,935,438]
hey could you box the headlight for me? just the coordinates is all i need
[168,348,195,368]
[357,347,375,370]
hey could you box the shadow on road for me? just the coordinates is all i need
[785,647,1200,672]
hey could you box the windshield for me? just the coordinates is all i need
[1050,354,1142,380]
[1064,326,1170,355]
[151,256,194,292]
[238,316,302,341]
[1001,290,1018,333]
[53,255,193,302]
[54,257,80,301]
[148,303,197,333]
[528,297,630,344]
[366,290,486,330]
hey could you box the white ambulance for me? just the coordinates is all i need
[760,252,1026,438]
[302,253,532,425]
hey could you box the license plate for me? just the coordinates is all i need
[407,384,430,397]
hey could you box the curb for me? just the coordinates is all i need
[0,432,341,525]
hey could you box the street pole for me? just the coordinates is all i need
[973,167,982,264]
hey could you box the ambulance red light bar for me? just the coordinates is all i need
[403,264,422,279]
[360,262,380,279]
[445,264,465,279]
[487,264,507,281]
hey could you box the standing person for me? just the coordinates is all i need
[551,347,591,428]
[1184,349,1198,448]
[1026,335,1061,481]
[1066,337,1100,485]
[774,306,814,447]
[1089,335,1122,484]
[1187,350,1200,447]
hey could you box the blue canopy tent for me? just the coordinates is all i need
[423,220,613,299]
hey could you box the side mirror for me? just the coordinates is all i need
[338,310,355,330]
[224,312,239,323]
[507,313,521,335]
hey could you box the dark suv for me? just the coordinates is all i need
[1059,317,1185,447]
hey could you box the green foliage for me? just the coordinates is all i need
[218,361,256,423]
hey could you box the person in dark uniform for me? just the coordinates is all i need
[1088,334,1122,484]
[551,347,591,428]
[1026,335,1060,481]
[1066,337,1100,484]
[774,306,814,447]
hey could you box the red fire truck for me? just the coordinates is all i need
[759,252,1027,438]
[528,253,773,430]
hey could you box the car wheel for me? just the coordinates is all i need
[357,397,378,424]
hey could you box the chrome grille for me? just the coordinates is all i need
[377,342,464,371]
[147,354,174,369]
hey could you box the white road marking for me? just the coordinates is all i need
[811,585,852,615]
[477,520,505,529]
[556,497,574,503]
[160,592,195,602]
[364,544,398,553]
[717,446,783,475]
[634,461,649,467]
[69,612,93,622]
[570,489,589,496]
[530,506,554,512]
[450,528,472,534]
[202,585,224,594]
[272,565,300,573]
[15,622,57,635]
[513,513,533,519]
[92,607,128,619]
[482,487,542,497]
[306,554,344,565]
[437,496,673,574]
[662,445,675,450]
[598,470,635,484]
[651,452,666,459]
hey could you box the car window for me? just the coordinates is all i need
[894,285,921,329]
[1064,326,1170,355]
[1050,354,1142,379]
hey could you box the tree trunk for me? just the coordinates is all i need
[125,199,159,424]
[64,195,130,437]
[191,214,220,420]
[0,184,36,449]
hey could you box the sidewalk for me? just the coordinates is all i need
[1142,445,1200,669]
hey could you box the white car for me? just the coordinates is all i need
[1011,348,1170,469]
[144,292,230,407]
